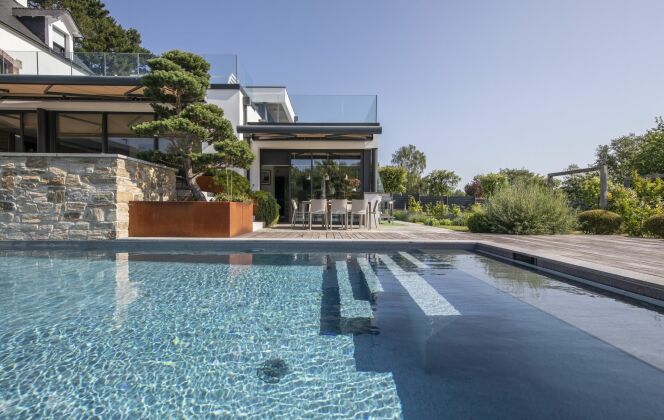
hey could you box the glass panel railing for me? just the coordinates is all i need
[289,95,378,123]
[0,52,252,84]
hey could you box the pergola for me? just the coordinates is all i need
[547,165,609,209]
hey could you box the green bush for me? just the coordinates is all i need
[477,182,576,234]
[644,214,664,238]
[577,210,622,234]
[251,191,280,227]
[213,169,250,195]
[466,211,491,233]
[215,192,251,202]
[393,210,410,222]
[407,196,423,213]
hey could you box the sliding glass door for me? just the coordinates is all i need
[288,152,362,201]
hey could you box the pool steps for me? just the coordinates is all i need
[336,261,374,333]
[378,254,460,317]
[397,251,430,270]
[357,257,383,299]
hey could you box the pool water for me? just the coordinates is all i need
[1,250,663,418]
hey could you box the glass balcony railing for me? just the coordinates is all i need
[289,95,378,124]
[0,51,252,84]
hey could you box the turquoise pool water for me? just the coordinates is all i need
[1,250,663,418]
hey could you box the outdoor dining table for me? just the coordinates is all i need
[299,200,373,230]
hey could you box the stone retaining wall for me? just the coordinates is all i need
[0,154,176,240]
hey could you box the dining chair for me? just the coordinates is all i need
[369,197,382,230]
[329,199,348,229]
[309,198,328,230]
[349,199,368,229]
[290,199,304,228]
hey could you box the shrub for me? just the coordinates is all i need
[467,211,491,233]
[480,182,576,234]
[379,166,407,193]
[251,191,280,227]
[426,202,448,219]
[644,214,664,238]
[577,210,622,234]
[215,192,251,202]
[393,210,410,222]
[213,169,250,195]
[407,196,423,213]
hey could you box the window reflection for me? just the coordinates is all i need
[107,113,154,157]
[0,113,20,152]
[22,112,38,153]
[56,113,103,153]
[287,152,362,201]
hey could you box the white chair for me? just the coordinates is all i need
[349,199,368,229]
[290,199,305,228]
[368,197,382,230]
[329,199,348,229]
[309,199,328,230]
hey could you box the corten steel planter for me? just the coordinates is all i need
[128,201,253,237]
[195,176,223,194]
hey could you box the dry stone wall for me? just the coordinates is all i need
[0,154,176,240]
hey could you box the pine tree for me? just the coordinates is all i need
[132,51,254,201]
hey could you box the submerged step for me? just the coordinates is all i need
[336,261,373,333]
[378,254,460,317]
[398,251,430,269]
[357,257,383,300]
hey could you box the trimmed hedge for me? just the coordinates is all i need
[577,210,623,235]
[252,191,280,227]
[644,214,664,238]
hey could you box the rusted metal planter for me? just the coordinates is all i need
[128,201,253,237]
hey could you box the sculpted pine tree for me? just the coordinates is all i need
[133,50,254,201]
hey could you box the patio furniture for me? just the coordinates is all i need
[309,198,328,230]
[349,199,368,229]
[329,199,348,229]
[368,196,382,230]
[290,199,305,228]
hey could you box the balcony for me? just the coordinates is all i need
[289,95,378,124]
[0,51,252,84]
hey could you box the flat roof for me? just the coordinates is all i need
[0,75,145,100]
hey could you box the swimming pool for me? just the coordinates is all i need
[1,248,663,418]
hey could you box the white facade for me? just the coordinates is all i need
[0,2,83,76]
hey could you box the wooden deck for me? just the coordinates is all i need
[241,222,664,286]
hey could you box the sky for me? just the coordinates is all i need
[106,0,664,185]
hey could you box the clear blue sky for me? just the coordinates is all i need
[106,0,664,184]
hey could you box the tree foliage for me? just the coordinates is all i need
[464,173,508,198]
[30,0,150,53]
[391,145,426,193]
[423,169,461,196]
[133,50,254,201]
[379,166,407,194]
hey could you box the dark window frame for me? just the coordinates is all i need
[0,111,38,153]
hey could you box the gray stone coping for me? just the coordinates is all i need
[0,153,177,172]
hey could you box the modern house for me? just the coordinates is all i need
[0,0,381,237]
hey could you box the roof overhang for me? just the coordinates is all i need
[12,8,82,38]
[237,123,382,141]
[0,75,145,100]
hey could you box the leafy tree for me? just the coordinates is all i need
[631,118,664,176]
[423,169,461,196]
[499,168,547,186]
[379,166,407,194]
[391,145,426,193]
[464,173,508,198]
[133,50,254,201]
[595,133,644,183]
[31,0,150,53]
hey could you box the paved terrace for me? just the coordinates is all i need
[241,222,664,300]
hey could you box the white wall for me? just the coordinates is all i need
[0,26,84,75]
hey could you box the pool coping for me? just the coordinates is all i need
[2,238,663,307]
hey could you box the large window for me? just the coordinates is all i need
[22,112,38,153]
[0,113,20,152]
[107,113,155,157]
[286,152,363,201]
[56,113,103,153]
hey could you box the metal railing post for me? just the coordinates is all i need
[103,53,107,76]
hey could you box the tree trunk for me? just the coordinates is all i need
[183,156,207,201]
